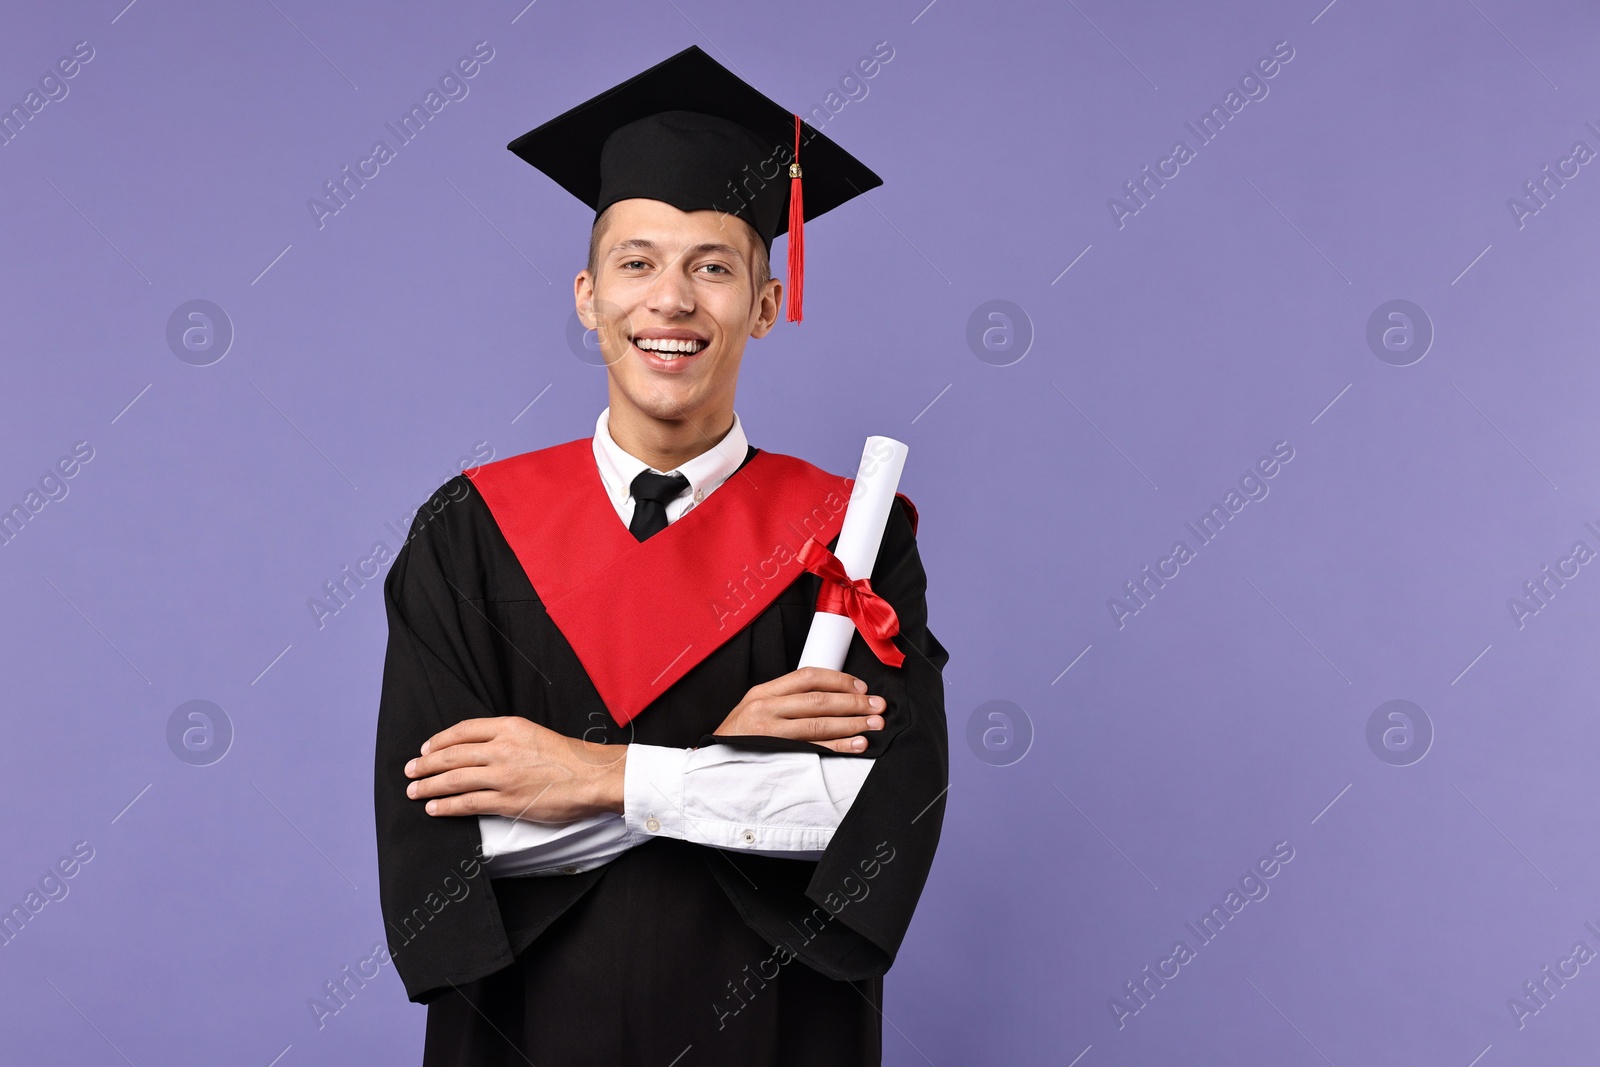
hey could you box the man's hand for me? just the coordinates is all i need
[404,717,626,821]
[714,667,886,753]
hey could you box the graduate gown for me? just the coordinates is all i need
[372,439,949,1066]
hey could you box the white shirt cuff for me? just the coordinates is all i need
[623,742,691,839]
[477,813,639,877]
[624,742,874,856]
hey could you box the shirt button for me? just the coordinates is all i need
[694,488,705,503]
[560,865,579,875]
[645,817,660,833]
[741,829,756,845]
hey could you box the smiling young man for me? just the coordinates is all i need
[373,46,948,1066]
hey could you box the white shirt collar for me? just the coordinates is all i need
[591,407,750,513]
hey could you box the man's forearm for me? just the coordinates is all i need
[475,745,630,876]
[479,742,876,871]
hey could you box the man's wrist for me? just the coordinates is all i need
[590,743,628,815]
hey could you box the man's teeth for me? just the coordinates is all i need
[635,337,707,358]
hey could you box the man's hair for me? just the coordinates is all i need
[586,204,772,291]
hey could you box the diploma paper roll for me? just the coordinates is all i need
[796,436,909,671]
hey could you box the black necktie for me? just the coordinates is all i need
[628,470,689,541]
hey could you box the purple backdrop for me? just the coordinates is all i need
[3,0,1599,1063]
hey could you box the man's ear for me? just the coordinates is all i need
[749,276,783,339]
[574,269,597,329]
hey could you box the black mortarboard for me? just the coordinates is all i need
[507,45,882,321]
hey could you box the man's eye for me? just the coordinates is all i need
[620,259,648,270]
[699,263,730,274]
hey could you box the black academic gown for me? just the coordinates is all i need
[373,444,949,1066]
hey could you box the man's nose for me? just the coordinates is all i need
[644,266,694,316]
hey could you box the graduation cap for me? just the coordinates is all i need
[507,45,882,322]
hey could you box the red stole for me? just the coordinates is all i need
[466,438,858,726]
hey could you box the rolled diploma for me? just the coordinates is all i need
[797,436,909,670]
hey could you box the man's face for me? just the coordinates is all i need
[575,198,780,430]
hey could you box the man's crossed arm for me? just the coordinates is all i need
[401,666,886,872]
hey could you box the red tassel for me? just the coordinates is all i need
[786,114,804,323]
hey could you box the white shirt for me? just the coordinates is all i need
[478,408,877,877]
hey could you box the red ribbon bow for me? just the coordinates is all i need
[796,538,905,668]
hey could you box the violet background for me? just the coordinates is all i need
[2,0,1598,1063]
